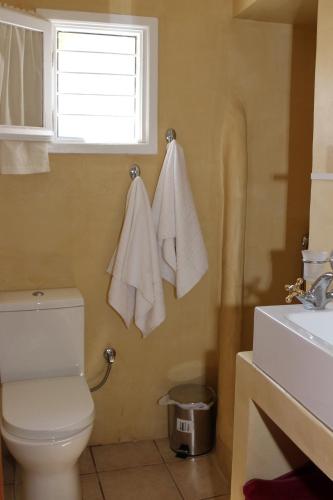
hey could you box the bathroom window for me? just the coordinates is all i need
[38,10,158,154]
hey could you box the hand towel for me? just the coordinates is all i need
[152,140,208,298]
[0,141,50,174]
[107,176,165,336]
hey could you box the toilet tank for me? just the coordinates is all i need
[0,288,85,383]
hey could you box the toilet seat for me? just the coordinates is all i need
[2,375,94,441]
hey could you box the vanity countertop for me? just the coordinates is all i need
[230,352,333,500]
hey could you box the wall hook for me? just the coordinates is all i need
[166,128,176,143]
[129,164,140,180]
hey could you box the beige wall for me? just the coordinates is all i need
[309,0,333,256]
[216,19,315,477]
[234,0,317,25]
[0,0,226,445]
[242,24,316,348]
[0,0,312,469]
[312,0,333,173]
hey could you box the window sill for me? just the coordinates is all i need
[48,141,158,155]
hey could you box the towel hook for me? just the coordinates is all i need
[166,128,176,143]
[129,164,140,180]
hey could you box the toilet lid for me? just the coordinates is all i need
[2,376,95,440]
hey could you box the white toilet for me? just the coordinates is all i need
[0,288,95,500]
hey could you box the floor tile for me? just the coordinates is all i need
[205,496,230,500]
[99,464,182,500]
[155,438,216,465]
[81,474,103,500]
[167,454,229,500]
[155,438,180,463]
[4,485,15,500]
[79,447,96,475]
[92,440,163,471]
[2,452,15,484]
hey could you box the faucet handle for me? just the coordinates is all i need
[330,250,333,271]
[285,278,304,303]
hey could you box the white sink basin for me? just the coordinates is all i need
[253,303,333,429]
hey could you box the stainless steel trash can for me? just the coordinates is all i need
[167,384,216,457]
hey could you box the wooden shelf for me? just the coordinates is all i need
[230,352,333,499]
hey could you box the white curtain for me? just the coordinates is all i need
[0,22,49,174]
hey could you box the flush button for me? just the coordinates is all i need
[32,291,44,297]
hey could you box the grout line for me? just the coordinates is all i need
[89,446,106,500]
[88,446,97,473]
[153,438,188,465]
[201,496,230,500]
[153,439,186,497]
[90,439,165,473]
[96,475,106,500]
[95,462,169,474]
[164,461,185,500]
[153,439,166,463]
[198,487,230,498]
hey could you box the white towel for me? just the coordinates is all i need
[0,141,50,174]
[152,140,208,298]
[107,176,165,336]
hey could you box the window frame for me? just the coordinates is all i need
[37,9,158,154]
[0,6,53,141]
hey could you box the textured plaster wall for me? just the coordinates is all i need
[0,0,311,467]
[1,0,226,445]
[216,15,315,478]
[309,0,333,261]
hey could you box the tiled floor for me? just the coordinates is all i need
[3,438,230,500]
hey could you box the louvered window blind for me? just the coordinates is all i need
[37,10,157,153]
[56,30,140,144]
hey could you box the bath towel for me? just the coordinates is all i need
[107,176,165,336]
[243,462,333,500]
[152,140,208,298]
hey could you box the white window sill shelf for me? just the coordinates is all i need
[48,142,157,155]
[311,172,333,181]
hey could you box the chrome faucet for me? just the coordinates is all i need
[285,273,333,310]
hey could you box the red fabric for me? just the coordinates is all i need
[243,463,333,500]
